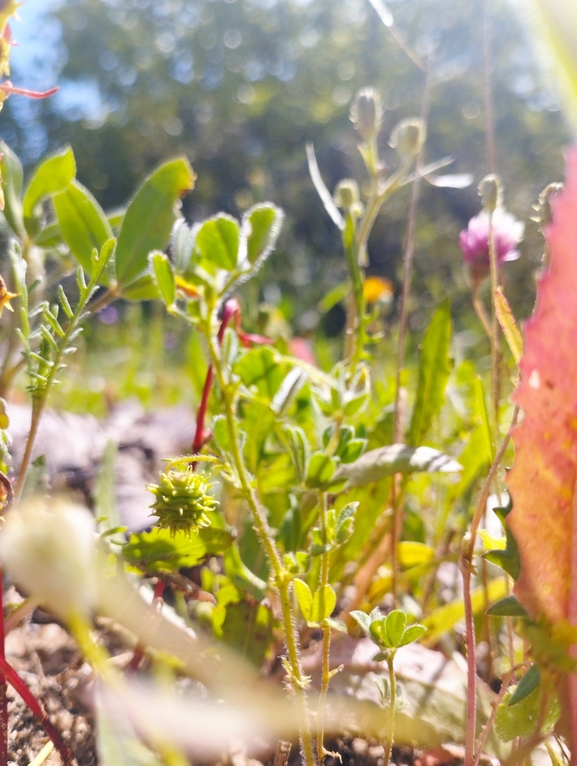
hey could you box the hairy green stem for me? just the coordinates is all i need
[384,654,397,766]
[14,302,92,502]
[206,321,315,766]
[472,289,492,339]
[487,213,501,444]
[460,406,519,766]
[316,490,330,763]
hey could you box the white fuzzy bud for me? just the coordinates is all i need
[0,499,97,620]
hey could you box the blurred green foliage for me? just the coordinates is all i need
[2,0,570,339]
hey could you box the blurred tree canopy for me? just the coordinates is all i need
[3,0,571,336]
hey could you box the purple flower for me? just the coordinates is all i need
[459,208,524,284]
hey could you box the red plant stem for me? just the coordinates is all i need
[460,560,477,766]
[0,653,72,764]
[191,299,239,460]
[192,366,214,455]
[0,82,59,99]
[0,567,7,766]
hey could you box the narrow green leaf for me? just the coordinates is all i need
[508,664,541,706]
[58,286,73,319]
[94,238,117,283]
[487,596,529,618]
[195,214,240,271]
[407,298,452,446]
[294,578,313,622]
[23,146,76,236]
[0,141,24,235]
[282,424,310,485]
[150,251,176,307]
[115,157,195,287]
[305,142,345,230]
[242,203,284,266]
[331,444,461,488]
[54,180,113,276]
[495,287,523,365]
[311,584,337,623]
[271,368,307,416]
[305,452,337,489]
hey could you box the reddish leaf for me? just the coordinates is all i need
[508,149,577,625]
[507,146,577,749]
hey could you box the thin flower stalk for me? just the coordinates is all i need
[391,64,431,606]
[383,655,397,766]
[460,406,519,766]
[205,314,315,766]
[316,490,330,763]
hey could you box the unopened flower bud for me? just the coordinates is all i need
[333,179,363,216]
[0,499,97,620]
[478,174,502,213]
[389,118,426,162]
[350,87,383,142]
[536,182,563,229]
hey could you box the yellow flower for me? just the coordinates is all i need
[363,276,393,304]
[0,1,21,34]
[0,273,17,317]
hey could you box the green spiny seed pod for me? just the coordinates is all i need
[350,87,383,142]
[147,469,219,537]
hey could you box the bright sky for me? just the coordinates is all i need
[10,0,63,91]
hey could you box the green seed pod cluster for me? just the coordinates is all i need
[147,469,219,537]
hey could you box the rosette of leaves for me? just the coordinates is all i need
[147,468,219,537]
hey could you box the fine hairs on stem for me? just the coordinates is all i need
[203,303,315,766]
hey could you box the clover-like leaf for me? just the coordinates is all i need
[369,618,391,648]
[294,578,313,623]
[398,623,427,647]
[385,610,407,647]
[195,214,240,271]
[311,584,336,623]
[350,609,371,637]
